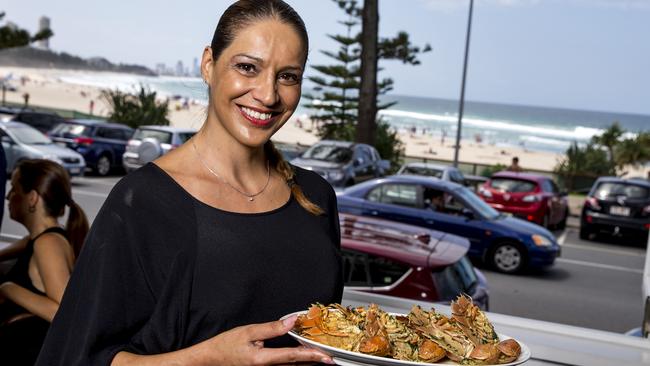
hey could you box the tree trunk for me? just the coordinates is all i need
[356,0,379,145]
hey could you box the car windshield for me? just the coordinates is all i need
[431,256,478,302]
[133,129,173,144]
[178,132,195,143]
[9,126,52,145]
[51,123,93,137]
[301,144,353,163]
[403,166,444,178]
[490,178,536,192]
[595,182,649,200]
[454,186,500,219]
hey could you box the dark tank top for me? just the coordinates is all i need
[5,227,68,296]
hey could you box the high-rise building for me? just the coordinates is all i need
[176,60,184,76]
[192,58,200,77]
[37,16,51,49]
[155,63,166,75]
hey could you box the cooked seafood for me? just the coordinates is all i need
[292,295,523,365]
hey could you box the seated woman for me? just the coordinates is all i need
[0,159,89,363]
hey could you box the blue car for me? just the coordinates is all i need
[48,119,134,176]
[336,175,561,274]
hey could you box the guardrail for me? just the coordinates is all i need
[342,289,650,366]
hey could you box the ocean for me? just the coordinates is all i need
[58,73,650,154]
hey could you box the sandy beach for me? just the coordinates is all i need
[0,66,573,173]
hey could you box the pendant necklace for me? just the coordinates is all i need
[192,139,270,202]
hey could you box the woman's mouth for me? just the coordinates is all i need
[238,105,279,127]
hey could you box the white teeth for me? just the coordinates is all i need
[242,107,272,121]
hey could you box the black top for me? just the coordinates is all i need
[5,226,68,297]
[36,163,343,365]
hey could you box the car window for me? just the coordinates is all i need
[8,126,52,145]
[178,132,195,143]
[431,256,478,301]
[403,166,444,178]
[540,179,557,193]
[51,123,92,137]
[356,146,372,163]
[455,187,500,220]
[133,129,173,144]
[341,248,409,287]
[451,170,465,183]
[595,182,649,200]
[302,144,353,163]
[368,184,419,208]
[121,129,134,140]
[96,127,126,140]
[489,178,537,193]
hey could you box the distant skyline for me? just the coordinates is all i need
[2,0,649,116]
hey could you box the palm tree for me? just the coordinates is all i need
[591,122,624,169]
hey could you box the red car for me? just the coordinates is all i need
[478,171,569,229]
[339,213,489,310]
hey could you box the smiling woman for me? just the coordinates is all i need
[35,1,343,365]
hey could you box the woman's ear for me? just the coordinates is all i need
[201,46,215,84]
[27,190,39,209]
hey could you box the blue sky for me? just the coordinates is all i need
[3,0,649,115]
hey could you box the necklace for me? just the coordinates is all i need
[192,139,271,202]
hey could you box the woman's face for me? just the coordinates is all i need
[205,19,306,148]
[6,172,29,222]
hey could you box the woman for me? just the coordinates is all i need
[0,159,89,363]
[37,1,342,365]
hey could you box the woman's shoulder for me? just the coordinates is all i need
[292,164,335,195]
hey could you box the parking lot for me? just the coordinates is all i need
[0,174,646,334]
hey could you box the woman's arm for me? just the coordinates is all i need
[111,316,333,366]
[0,233,73,322]
[0,235,29,263]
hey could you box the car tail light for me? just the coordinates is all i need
[645,223,650,229]
[585,197,601,211]
[73,137,94,146]
[522,194,541,202]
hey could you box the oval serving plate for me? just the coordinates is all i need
[282,311,531,366]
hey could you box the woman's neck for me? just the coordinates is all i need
[25,215,60,238]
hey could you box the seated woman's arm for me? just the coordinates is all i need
[0,234,72,322]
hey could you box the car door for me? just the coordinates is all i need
[362,183,425,226]
[541,179,561,224]
[0,129,18,173]
[352,146,375,182]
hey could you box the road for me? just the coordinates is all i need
[1,175,646,335]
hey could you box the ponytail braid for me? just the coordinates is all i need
[265,141,324,215]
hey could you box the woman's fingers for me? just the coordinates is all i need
[244,315,297,342]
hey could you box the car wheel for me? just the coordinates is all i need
[557,208,569,230]
[95,155,112,176]
[579,224,592,240]
[489,242,526,274]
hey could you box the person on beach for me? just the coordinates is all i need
[0,159,89,364]
[506,156,523,172]
[36,1,342,365]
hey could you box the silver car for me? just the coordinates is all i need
[122,126,196,172]
[0,121,86,176]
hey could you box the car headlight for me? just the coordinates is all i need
[532,234,553,246]
[327,171,344,181]
[43,155,64,165]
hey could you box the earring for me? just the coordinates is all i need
[28,205,36,213]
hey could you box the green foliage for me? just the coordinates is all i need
[554,142,613,191]
[615,131,650,169]
[480,163,507,178]
[304,0,430,170]
[102,86,169,129]
[0,12,53,50]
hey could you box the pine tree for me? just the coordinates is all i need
[0,12,53,50]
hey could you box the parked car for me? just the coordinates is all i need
[397,162,467,185]
[291,140,390,187]
[9,111,69,134]
[478,171,569,229]
[0,122,85,176]
[0,106,25,122]
[580,177,650,240]
[339,213,489,309]
[273,141,307,161]
[337,175,561,274]
[122,126,197,172]
[48,119,134,176]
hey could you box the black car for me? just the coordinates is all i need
[580,177,650,240]
[290,140,390,187]
[10,111,69,134]
[48,119,134,176]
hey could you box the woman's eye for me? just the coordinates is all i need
[279,73,300,85]
[235,63,257,75]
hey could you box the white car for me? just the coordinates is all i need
[122,126,196,172]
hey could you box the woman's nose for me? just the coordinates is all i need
[252,73,279,107]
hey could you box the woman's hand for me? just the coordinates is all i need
[197,314,334,366]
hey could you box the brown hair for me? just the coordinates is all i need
[15,159,89,258]
[210,0,322,215]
